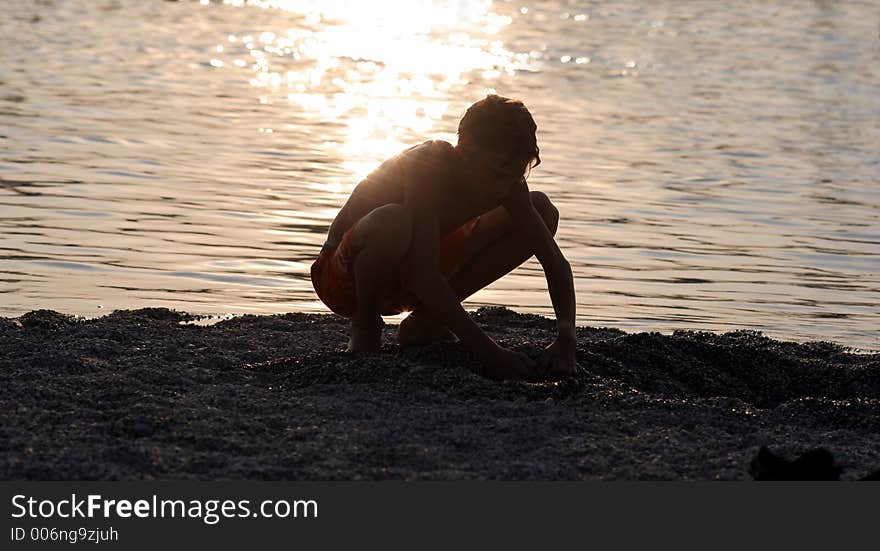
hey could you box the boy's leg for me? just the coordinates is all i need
[348,204,412,352]
[398,191,559,346]
[450,191,559,300]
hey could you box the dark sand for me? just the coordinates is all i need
[1,306,878,480]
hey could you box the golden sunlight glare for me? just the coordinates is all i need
[221,0,531,181]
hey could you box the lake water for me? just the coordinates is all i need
[1,0,878,349]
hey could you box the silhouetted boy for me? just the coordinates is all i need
[312,95,576,381]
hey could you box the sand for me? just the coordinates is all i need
[1,306,878,480]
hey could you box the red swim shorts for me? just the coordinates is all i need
[311,217,480,317]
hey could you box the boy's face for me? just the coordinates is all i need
[468,147,533,191]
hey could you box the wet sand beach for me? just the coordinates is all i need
[2,307,877,480]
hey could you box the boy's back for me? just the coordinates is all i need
[327,139,496,247]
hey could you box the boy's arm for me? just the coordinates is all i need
[402,172,536,380]
[503,178,577,376]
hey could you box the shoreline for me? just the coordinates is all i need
[2,306,878,480]
[6,308,876,354]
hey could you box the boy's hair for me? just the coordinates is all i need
[458,95,541,168]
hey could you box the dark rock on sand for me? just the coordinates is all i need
[749,446,880,481]
[1,306,878,480]
[749,446,842,480]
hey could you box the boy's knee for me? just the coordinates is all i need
[359,204,412,257]
[530,191,559,236]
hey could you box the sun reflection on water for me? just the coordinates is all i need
[218,0,533,181]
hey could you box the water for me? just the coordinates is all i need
[1,0,878,349]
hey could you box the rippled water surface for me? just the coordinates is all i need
[1,0,878,348]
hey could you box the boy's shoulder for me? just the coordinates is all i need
[378,139,457,185]
[357,140,458,199]
[406,139,457,168]
[403,138,455,159]
[369,139,454,174]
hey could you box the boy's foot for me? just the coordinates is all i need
[397,310,457,348]
[347,315,384,352]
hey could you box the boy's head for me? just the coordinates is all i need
[457,95,540,179]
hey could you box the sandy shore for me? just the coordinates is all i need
[1,306,878,480]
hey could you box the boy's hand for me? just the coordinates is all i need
[480,346,538,382]
[538,334,577,379]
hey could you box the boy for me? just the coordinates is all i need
[311,95,576,381]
